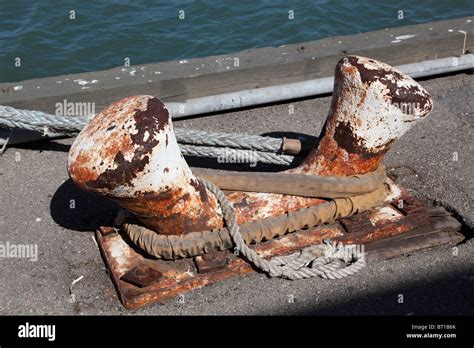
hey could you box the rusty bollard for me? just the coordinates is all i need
[68,56,434,234]
[292,55,433,176]
[68,95,223,235]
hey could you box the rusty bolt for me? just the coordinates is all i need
[195,251,229,273]
[120,266,163,288]
[292,55,433,176]
[68,95,223,235]
[99,226,115,237]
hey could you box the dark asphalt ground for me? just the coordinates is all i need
[0,72,472,315]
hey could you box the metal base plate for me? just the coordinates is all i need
[95,182,463,309]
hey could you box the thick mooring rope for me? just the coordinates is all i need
[0,106,88,135]
[180,144,294,166]
[0,106,294,164]
[175,128,282,153]
[198,178,366,280]
[118,183,387,259]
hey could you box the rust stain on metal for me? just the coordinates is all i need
[102,232,138,277]
[189,178,210,203]
[99,226,115,236]
[227,191,326,224]
[116,187,221,235]
[337,199,430,244]
[86,98,168,191]
[291,55,433,176]
[393,195,425,215]
[68,95,224,235]
[347,56,433,114]
[194,251,229,274]
[120,266,163,288]
[96,222,344,309]
[254,225,344,258]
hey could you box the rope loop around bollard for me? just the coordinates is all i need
[197,177,367,280]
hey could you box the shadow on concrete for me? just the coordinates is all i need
[260,131,318,143]
[9,138,71,153]
[50,178,119,232]
[287,263,474,316]
[186,155,295,172]
[185,131,316,171]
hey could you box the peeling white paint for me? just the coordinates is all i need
[337,56,431,150]
[384,179,402,202]
[108,235,135,276]
[369,206,403,225]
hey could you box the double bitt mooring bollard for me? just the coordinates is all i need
[68,56,433,236]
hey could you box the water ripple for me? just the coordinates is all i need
[0,0,472,82]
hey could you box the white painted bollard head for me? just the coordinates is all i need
[296,55,433,176]
[68,95,223,235]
